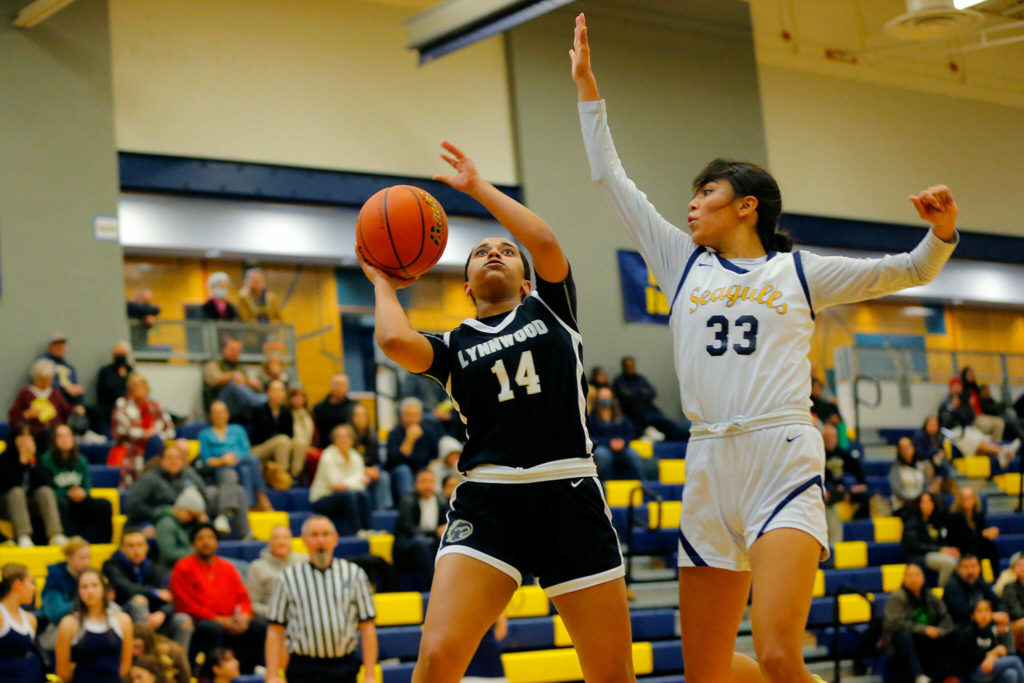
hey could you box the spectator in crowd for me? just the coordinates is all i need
[129,444,249,540]
[352,403,391,510]
[945,554,1009,626]
[823,423,870,520]
[113,374,176,485]
[55,568,133,683]
[9,358,77,451]
[431,399,466,442]
[882,563,954,683]
[39,332,85,407]
[393,469,448,592]
[612,356,688,441]
[169,524,266,673]
[586,366,610,414]
[153,488,210,572]
[890,437,931,514]
[198,402,272,511]
[441,474,461,500]
[130,621,190,683]
[399,370,447,413]
[128,655,167,683]
[95,342,133,435]
[237,268,281,323]
[102,528,192,651]
[902,491,959,586]
[430,436,463,494]
[288,385,316,464]
[249,379,303,485]
[962,367,1007,442]
[588,386,648,481]
[810,377,842,427]
[941,376,1019,469]
[245,525,305,620]
[386,397,442,502]
[0,423,66,547]
[265,515,378,683]
[913,415,954,488]
[310,425,372,537]
[0,563,45,681]
[40,537,92,645]
[42,424,113,543]
[313,373,356,448]
[127,288,160,350]
[200,272,240,322]
[194,648,239,683]
[1001,554,1024,654]
[953,599,1024,682]
[949,486,1001,573]
[256,353,291,390]
[981,384,1023,443]
[202,338,265,419]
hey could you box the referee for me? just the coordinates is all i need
[265,515,378,683]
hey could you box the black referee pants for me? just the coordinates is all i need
[286,653,361,683]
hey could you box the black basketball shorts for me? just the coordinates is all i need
[436,476,625,597]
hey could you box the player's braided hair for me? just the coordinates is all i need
[692,158,793,253]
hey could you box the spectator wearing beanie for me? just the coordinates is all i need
[154,489,208,572]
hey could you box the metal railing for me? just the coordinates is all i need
[129,319,296,364]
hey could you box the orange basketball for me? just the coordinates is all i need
[356,185,448,279]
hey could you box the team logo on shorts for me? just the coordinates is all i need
[445,520,473,543]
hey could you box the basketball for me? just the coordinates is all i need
[356,185,448,279]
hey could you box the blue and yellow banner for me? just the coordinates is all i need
[617,250,669,324]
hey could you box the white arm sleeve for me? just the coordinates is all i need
[578,99,696,294]
[799,230,958,312]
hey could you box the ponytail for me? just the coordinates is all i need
[692,158,792,253]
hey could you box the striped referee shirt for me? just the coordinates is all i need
[266,559,376,658]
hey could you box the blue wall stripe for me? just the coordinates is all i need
[118,152,520,219]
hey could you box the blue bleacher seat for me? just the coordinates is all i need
[288,512,311,536]
[80,442,112,465]
[372,510,398,533]
[177,422,209,440]
[879,428,915,445]
[996,534,1024,558]
[381,661,415,683]
[89,465,120,488]
[504,616,555,651]
[377,625,422,660]
[653,441,687,460]
[863,461,892,478]
[287,488,312,512]
[265,490,293,511]
[866,476,892,497]
[824,567,883,595]
[842,520,875,542]
[644,483,684,501]
[990,514,1024,536]
[0,422,8,444]
[218,540,263,562]
[867,542,904,566]
[650,640,685,674]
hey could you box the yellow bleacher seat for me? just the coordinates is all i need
[658,459,685,484]
[813,570,825,598]
[373,592,423,626]
[832,541,868,569]
[834,501,855,522]
[164,438,199,461]
[838,593,873,624]
[248,511,290,541]
[873,516,903,543]
[882,564,908,593]
[629,440,653,459]
[553,615,572,647]
[504,585,549,618]
[983,558,995,583]
[368,534,394,564]
[604,480,641,508]
[502,642,653,683]
[932,586,944,599]
[90,544,117,569]
[291,538,310,554]
[996,474,1022,495]
[648,501,681,529]
[959,456,991,479]
[378,428,389,443]
[91,488,120,516]
[0,441,5,455]
[112,515,127,545]
[0,546,63,581]
[0,520,12,539]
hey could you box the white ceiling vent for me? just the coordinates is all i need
[883,0,985,40]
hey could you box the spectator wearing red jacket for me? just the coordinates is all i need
[169,524,266,673]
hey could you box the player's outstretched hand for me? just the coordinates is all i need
[433,140,482,196]
[357,247,418,290]
[909,184,957,240]
[570,13,600,101]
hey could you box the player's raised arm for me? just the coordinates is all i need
[433,140,569,284]
[570,13,600,102]
[358,250,433,373]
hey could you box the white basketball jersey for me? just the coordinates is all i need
[668,249,815,425]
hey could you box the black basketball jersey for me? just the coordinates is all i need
[421,270,592,473]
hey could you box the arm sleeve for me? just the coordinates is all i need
[420,334,451,388]
[797,230,957,313]
[264,574,290,625]
[41,583,75,623]
[533,267,579,331]
[198,430,216,463]
[353,566,376,622]
[169,566,217,620]
[578,99,696,299]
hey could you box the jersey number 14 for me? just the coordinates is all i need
[491,351,542,402]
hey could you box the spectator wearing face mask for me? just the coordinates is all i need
[200,273,240,322]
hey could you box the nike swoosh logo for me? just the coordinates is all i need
[571,479,584,488]
[786,435,802,443]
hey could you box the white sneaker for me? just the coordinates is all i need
[18,535,33,548]
[51,534,68,547]
[643,426,666,442]
[213,515,232,535]
[999,439,1019,469]
[915,675,932,683]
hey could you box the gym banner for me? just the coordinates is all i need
[617,250,669,324]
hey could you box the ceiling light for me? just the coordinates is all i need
[953,0,986,8]
[12,0,77,28]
